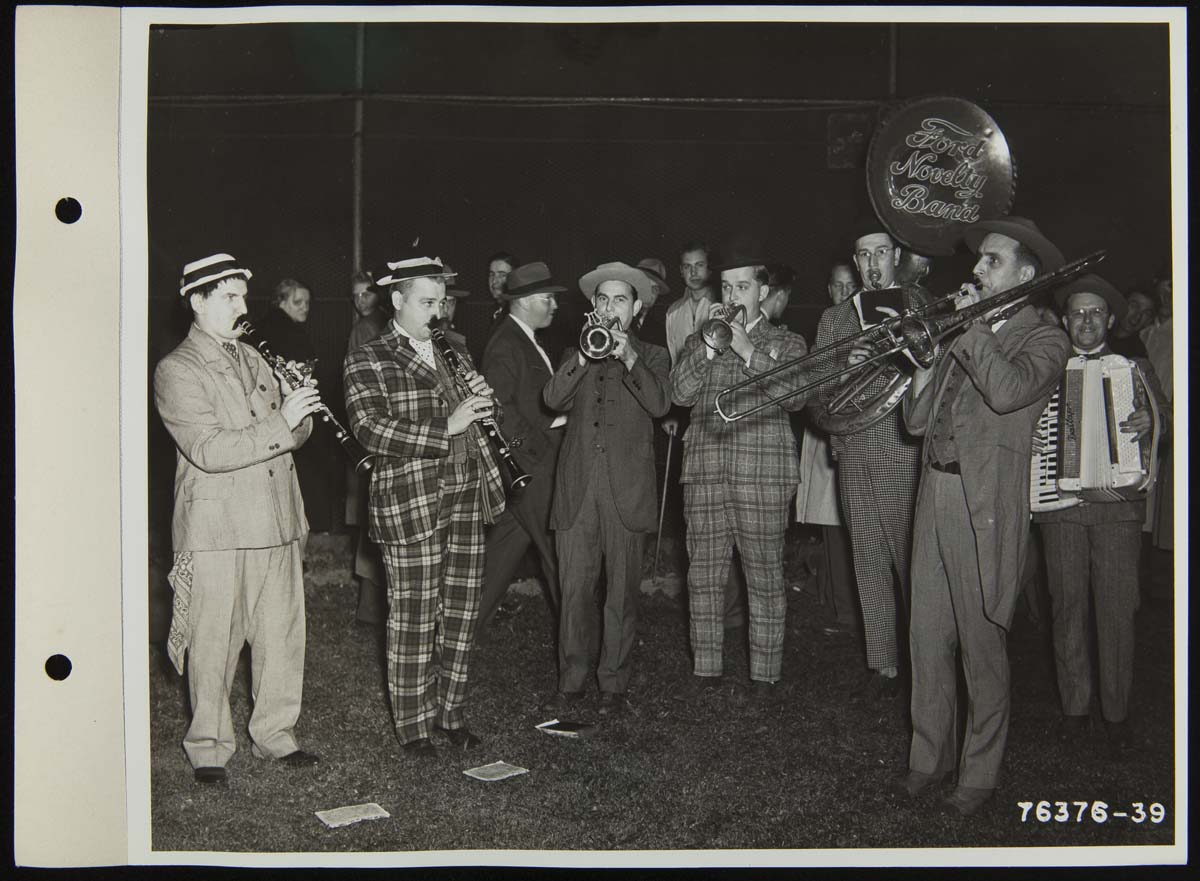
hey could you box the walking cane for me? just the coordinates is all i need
[653,422,677,584]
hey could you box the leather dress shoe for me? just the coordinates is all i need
[278,749,321,767]
[540,690,585,715]
[598,692,628,716]
[193,766,227,785]
[437,726,482,749]
[942,785,994,817]
[402,737,438,758]
[671,675,722,703]
[892,769,946,799]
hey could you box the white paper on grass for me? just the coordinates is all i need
[463,761,529,781]
[315,803,391,829]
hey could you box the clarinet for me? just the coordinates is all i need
[429,327,532,493]
[235,320,374,474]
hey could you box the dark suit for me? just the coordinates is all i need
[477,314,564,636]
[904,304,1070,789]
[544,336,672,694]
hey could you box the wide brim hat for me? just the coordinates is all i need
[500,261,568,299]
[179,253,252,296]
[376,244,456,286]
[578,261,655,302]
[1054,273,1127,323]
[962,216,1065,273]
[636,258,671,296]
[714,234,770,272]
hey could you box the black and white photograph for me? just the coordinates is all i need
[15,3,1186,871]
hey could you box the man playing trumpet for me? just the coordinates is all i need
[343,245,506,758]
[539,262,672,716]
[671,238,809,705]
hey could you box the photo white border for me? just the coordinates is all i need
[116,4,1188,869]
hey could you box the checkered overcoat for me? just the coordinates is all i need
[343,323,506,546]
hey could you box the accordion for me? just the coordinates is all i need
[1029,354,1160,513]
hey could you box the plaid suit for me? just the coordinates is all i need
[813,299,922,671]
[343,322,505,744]
[672,318,807,681]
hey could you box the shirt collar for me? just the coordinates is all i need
[510,313,541,343]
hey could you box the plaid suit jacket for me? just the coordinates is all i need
[343,323,505,546]
[672,318,808,485]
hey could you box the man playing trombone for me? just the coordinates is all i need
[540,262,672,716]
[670,238,808,705]
[897,217,1071,817]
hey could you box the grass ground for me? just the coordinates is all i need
[148,527,1177,859]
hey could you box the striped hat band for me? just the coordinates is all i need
[376,255,455,286]
[179,253,253,296]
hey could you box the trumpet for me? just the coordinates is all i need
[235,320,374,473]
[429,327,532,493]
[700,303,746,353]
[579,311,621,360]
[712,250,1106,431]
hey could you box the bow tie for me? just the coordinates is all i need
[1081,352,1106,360]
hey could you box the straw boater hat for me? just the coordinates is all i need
[578,261,654,302]
[376,242,456,286]
[499,261,568,300]
[1054,273,1128,323]
[179,253,252,296]
[962,216,1065,273]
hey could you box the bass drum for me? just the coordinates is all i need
[866,96,1017,257]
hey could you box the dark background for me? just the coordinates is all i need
[146,20,1172,535]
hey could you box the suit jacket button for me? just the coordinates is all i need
[260,384,267,391]
[271,402,277,409]
[268,469,274,476]
[250,410,257,417]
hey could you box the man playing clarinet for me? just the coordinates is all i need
[154,252,323,785]
[343,245,506,758]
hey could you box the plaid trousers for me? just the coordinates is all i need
[683,482,793,682]
[379,459,485,745]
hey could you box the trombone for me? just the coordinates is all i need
[712,250,1106,431]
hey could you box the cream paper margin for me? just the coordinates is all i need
[13,5,128,867]
[11,3,1188,869]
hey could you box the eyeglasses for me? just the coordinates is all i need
[1068,307,1108,320]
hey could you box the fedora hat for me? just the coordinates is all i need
[1054,273,1127,323]
[500,261,568,300]
[376,242,455,286]
[636,258,671,296]
[850,216,896,250]
[578,261,654,302]
[440,262,470,298]
[962,216,1065,273]
[715,234,770,272]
